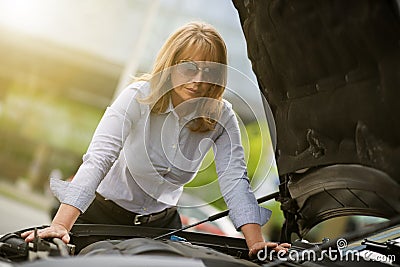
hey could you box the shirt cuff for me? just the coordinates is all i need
[229,204,272,230]
[50,178,95,213]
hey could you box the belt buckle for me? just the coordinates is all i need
[134,214,145,225]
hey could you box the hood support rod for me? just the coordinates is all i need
[153,191,280,240]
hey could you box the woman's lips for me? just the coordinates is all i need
[185,87,199,94]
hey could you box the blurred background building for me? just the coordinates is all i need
[0,0,278,220]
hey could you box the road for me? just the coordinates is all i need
[0,194,51,234]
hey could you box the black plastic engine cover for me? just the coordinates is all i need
[0,233,29,262]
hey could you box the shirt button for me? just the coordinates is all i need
[143,207,147,211]
[172,144,176,149]
[167,167,171,172]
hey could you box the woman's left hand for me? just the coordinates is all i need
[248,241,291,258]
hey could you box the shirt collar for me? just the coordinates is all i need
[160,97,202,123]
[160,96,175,114]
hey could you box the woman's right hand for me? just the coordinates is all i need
[21,223,70,244]
[21,203,81,244]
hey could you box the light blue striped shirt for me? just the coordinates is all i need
[51,81,271,230]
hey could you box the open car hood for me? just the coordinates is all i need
[233,0,400,239]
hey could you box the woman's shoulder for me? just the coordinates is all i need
[220,98,234,114]
[214,99,236,127]
[221,98,233,108]
[111,81,150,112]
[125,81,151,97]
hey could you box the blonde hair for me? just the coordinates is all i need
[136,21,227,132]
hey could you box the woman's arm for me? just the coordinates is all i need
[213,102,290,255]
[22,83,145,243]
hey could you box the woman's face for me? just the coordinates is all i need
[170,53,216,107]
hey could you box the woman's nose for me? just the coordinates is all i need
[189,71,204,83]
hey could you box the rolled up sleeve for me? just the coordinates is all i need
[214,103,272,230]
[50,178,95,213]
[225,177,272,229]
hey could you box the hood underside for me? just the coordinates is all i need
[233,0,400,239]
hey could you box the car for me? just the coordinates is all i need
[1,1,399,266]
[232,0,400,266]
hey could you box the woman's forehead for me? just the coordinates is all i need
[176,45,217,63]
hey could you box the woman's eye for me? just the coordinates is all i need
[187,62,198,70]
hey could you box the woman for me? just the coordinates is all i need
[22,21,290,257]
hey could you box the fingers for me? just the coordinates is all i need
[279,243,292,248]
[273,244,290,253]
[20,230,34,238]
[249,241,276,257]
[61,234,70,244]
[272,242,291,253]
[279,242,291,249]
[24,233,36,243]
[20,227,70,244]
[21,230,38,242]
[248,241,292,258]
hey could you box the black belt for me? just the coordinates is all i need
[95,193,177,226]
[132,207,177,225]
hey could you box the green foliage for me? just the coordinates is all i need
[1,89,102,154]
[0,85,104,182]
